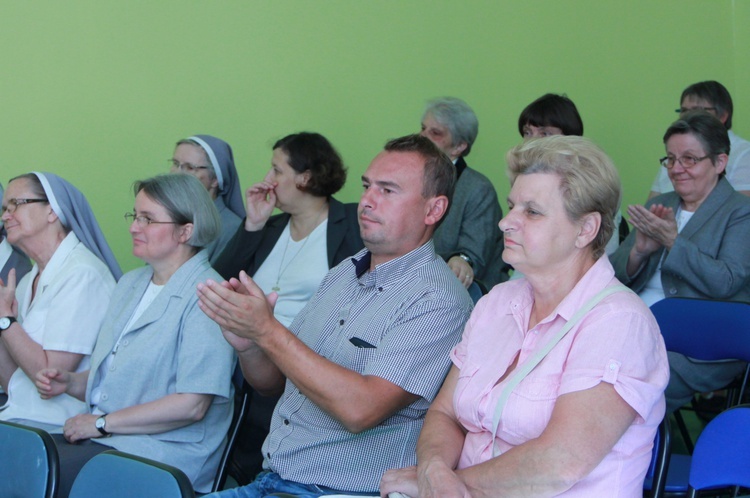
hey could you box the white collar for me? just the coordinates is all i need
[0,238,12,270]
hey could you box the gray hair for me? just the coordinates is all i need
[133,174,220,249]
[506,136,621,260]
[423,97,479,157]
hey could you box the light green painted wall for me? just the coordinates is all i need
[1,1,747,271]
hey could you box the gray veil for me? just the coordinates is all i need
[33,172,122,280]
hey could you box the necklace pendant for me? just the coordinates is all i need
[272,286,281,292]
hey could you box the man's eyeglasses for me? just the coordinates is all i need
[1,198,48,215]
[124,212,179,227]
[676,106,716,114]
[169,159,211,174]
[660,154,710,169]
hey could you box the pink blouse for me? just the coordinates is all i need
[451,257,669,497]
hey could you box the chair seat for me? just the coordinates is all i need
[663,453,691,494]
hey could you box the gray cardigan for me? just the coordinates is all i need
[611,177,750,302]
[86,251,235,492]
[433,159,503,286]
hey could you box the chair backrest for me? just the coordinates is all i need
[0,420,59,498]
[687,405,750,495]
[69,450,195,498]
[211,374,251,492]
[650,298,750,361]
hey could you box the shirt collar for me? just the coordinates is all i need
[509,256,616,328]
[546,256,616,323]
[350,240,438,289]
[37,232,81,287]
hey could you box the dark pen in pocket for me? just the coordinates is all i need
[349,337,376,348]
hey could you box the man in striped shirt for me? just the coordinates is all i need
[199,134,474,497]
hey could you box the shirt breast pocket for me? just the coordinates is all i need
[333,337,378,373]
[501,379,560,444]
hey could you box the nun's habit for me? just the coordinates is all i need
[185,135,244,262]
[0,172,118,427]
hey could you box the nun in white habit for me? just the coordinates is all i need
[0,172,119,428]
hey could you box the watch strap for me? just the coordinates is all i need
[96,415,111,436]
[458,253,473,267]
[0,316,17,334]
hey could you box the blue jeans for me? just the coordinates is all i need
[206,471,377,498]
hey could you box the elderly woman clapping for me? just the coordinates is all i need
[0,172,119,428]
[36,174,235,497]
[381,136,668,497]
[611,111,750,413]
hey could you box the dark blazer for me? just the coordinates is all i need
[0,240,32,284]
[213,197,363,281]
[611,177,750,302]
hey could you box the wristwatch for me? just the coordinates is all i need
[457,253,473,267]
[95,415,111,437]
[0,316,17,336]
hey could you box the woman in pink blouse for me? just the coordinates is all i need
[381,136,669,498]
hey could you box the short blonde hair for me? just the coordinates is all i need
[506,136,621,259]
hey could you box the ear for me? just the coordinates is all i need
[210,176,220,191]
[46,208,59,224]
[714,153,728,176]
[718,110,730,126]
[450,141,468,160]
[296,170,312,189]
[424,195,449,227]
[176,223,194,244]
[575,212,601,249]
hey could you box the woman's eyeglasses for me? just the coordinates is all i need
[1,198,48,215]
[168,159,210,174]
[124,212,179,227]
[660,154,710,170]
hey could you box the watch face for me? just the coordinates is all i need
[96,417,105,429]
[0,317,10,330]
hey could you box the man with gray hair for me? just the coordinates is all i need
[420,97,505,295]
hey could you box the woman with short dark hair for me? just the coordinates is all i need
[518,93,584,138]
[214,131,362,328]
[211,132,363,482]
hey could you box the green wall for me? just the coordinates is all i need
[2,1,747,271]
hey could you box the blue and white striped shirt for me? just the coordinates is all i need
[262,240,473,493]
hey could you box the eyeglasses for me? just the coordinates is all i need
[660,154,710,169]
[124,212,179,227]
[168,159,211,174]
[676,106,716,114]
[1,198,48,215]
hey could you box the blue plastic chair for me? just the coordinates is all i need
[650,298,750,451]
[0,420,59,498]
[69,450,195,498]
[687,405,750,497]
